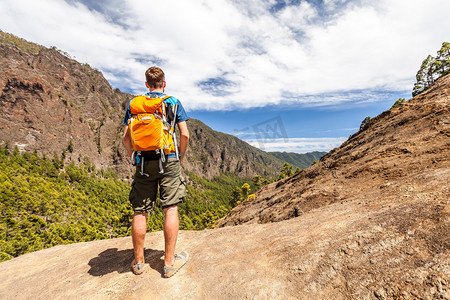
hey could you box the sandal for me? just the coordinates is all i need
[164,252,188,278]
[131,260,145,275]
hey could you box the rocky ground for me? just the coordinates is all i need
[0,187,448,299]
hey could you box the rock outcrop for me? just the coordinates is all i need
[219,74,450,226]
[0,31,133,176]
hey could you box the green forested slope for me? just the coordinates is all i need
[0,146,253,262]
[268,151,327,170]
[0,146,133,262]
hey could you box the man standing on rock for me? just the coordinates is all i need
[122,66,189,277]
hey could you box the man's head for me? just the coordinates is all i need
[145,66,166,90]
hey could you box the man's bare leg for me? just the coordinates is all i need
[132,213,148,263]
[163,205,179,266]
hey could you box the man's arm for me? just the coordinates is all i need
[177,121,189,163]
[123,125,133,158]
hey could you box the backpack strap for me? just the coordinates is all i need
[171,103,180,160]
[160,95,180,161]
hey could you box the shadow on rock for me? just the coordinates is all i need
[88,248,165,276]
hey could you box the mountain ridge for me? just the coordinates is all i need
[0,30,132,177]
[184,118,286,179]
[268,151,327,169]
[0,31,288,180]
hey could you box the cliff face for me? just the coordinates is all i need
[0,31,283,180]
[0,31,132,176]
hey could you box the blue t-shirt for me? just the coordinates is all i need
[123,92,189,157]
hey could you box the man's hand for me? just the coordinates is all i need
[178,121,189,164]
[123,126,133,158]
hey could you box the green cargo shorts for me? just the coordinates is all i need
[129,157,186,214]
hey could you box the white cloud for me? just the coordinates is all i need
[246,137,348,153]
[1,0,450,111]
[277,1,317,29]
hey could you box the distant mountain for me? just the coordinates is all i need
[185,119,284,179]
[0,31,283,180]
[268,151,327,169]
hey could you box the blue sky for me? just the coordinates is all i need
[1,0,449,152]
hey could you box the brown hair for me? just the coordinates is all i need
[145,66,165,89]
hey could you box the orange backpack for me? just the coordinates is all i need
[127,94,179,174]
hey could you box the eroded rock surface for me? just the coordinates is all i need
[0,192,448,299]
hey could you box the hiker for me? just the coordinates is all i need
[122,66,189,277]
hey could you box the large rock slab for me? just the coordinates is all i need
[0,190,448,299]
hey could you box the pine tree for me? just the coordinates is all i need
[391,98,406,109]
[436,42,450,77]
[413,42,450,96]
[241,183,251,200]
[277,163,294,180]
[360,116,371,130]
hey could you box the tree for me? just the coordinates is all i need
[67,140,74,153]
[241,183,250,200]
[436,42,450,77]
[277,162,294,180]
[391,98,405,109]
[413,42,450,96]
[360,116,371,130]
[252,175,270,187]
[230,183,252,206]
[252,175,263,187]
[231,187,242,207]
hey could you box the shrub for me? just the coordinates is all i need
[360,116,371,130]
[391,98,406,108]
